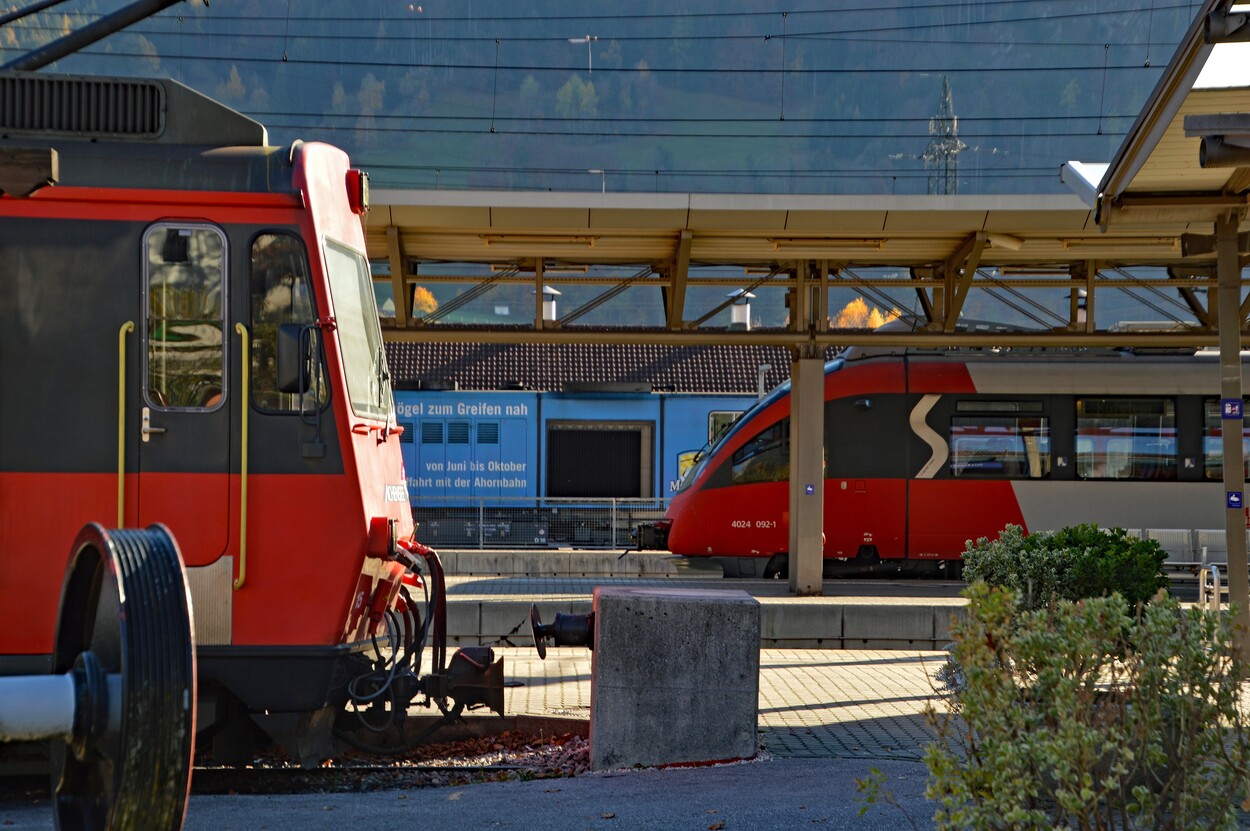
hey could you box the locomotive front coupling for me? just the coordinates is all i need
[529,604,595,659]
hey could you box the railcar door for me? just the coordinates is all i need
[135,223,231,566]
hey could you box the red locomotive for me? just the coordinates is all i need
[0,72,501,764]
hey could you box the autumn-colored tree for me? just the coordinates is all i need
[867,306,900,328]
[833,298,900,328]
[411,286,438,315]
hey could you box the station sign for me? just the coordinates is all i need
[1222,398,1243,420]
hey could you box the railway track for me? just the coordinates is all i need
[188,729,591,794]
[0,729,590,804]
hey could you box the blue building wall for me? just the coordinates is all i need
[394,390,753,502]
[396,392,540,499]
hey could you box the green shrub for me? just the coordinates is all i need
[925,584,1250,830]
[962,524,1168,611]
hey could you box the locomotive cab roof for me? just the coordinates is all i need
[0,71,279,197]
[0,70,266,147]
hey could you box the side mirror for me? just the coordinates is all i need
[276,323,312,394]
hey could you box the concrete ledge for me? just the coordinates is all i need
[933,605,966,645]
[447,596,966,649]
[760,604,843,645]
[438,550,716,578]
[842,605,936,648]
[478,599,592,647]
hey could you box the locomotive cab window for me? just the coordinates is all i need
[249,232,326,411]
[950,401,1049,479]
[325,239,392,421]
[144,224,226,409]
[1076,397,1176,480]
[1202,398,1250,480]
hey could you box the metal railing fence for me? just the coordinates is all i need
[410,496,669,550]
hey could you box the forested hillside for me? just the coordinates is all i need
[0,0,1204,194]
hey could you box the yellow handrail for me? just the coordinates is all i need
[234,323,250,590]
[117,321,134,527]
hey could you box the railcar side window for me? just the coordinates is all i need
[950,413,1050,479]
[730,419,789,485]
[1076,397,1177,480]
[249,233,326,410]
[1202,399,1250,480]
[145,225,226,409]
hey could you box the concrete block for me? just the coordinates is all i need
[842,605,935,646]
[590,587,760,770]
[760,604,842,644]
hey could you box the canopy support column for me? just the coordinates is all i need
[1217,213,1250,658]
[788,348,825,596]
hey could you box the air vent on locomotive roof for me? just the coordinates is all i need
[0,71,266,146]
[1,73,164,137]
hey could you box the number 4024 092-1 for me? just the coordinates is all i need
[730,519,777,530]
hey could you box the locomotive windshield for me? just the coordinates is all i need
[325,239,393,421]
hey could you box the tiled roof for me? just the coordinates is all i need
[386,341,838,394]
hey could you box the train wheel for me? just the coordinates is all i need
[762,554,788,579]
[49,524,197,831]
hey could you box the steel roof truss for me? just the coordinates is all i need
[551,266,655,328]
[665,230,691,331]
[385,226,409,328]
[941,232,987,333]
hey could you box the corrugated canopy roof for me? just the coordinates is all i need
[1062,0,1250,226]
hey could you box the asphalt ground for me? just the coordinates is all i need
[0,646,948,830]
[0,563,1212,830]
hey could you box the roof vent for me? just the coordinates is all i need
[563,381,653,393]
[0,73,164,138]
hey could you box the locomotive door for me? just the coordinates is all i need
[135,224,232,566]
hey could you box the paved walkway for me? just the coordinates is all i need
[499,646,948,761]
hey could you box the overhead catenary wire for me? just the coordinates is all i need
[27,45,1185,76]
[6,0,1195,42]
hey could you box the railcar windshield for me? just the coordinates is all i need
[325,239,393,421]
[673,357,843,493]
